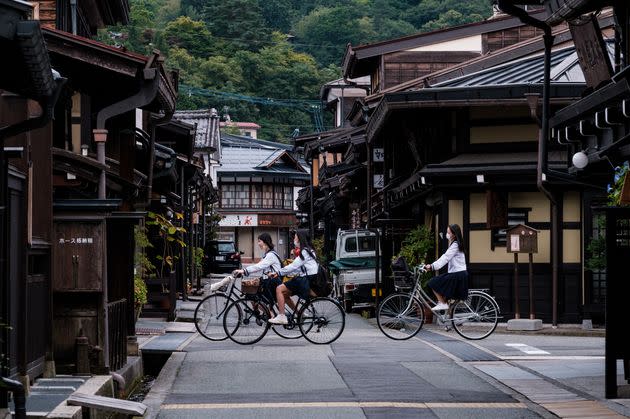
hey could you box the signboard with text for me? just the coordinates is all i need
[219,214,258,227]
[373,148,384,162]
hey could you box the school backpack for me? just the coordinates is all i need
[304,248,333,297]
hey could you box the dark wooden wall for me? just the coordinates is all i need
[469,263,582,323]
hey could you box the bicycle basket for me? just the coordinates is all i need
[241,278,260,294]
[393,272,413,289]
[391,256,413,288]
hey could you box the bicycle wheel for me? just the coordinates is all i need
[298,297,345,345]
[451,291,499,340]
[194,292,234,341]
[376,293,424,340]
[270,297,303,339]
[223,297,270,345]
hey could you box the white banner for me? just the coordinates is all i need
[219,214,258,227]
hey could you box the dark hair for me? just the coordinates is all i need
[293,229,315,260]
[448,224,466,255]
[257,233,274,250]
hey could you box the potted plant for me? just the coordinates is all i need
[133,225,154,320]
[146,211,187,280]
[140,211,187,317]
[396,225,434,321]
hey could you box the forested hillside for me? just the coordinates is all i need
[100,0,492,141]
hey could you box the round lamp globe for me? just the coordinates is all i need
[572,151,588,169]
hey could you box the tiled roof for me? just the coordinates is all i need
[218,134,308,180]
[174,109,221,161]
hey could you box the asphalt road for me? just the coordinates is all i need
[149,313,614,419]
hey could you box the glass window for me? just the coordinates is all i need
[217,242,235,253]
[345,237,357,252]
[262,184,273,208]
[274,187,283,208]
[359,236,376,251]
[283,186,293,209]
[252,184,262,208]
[220,184,250,208]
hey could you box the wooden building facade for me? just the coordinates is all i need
[298,8,618,324]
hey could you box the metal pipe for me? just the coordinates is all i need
[70,0,77,35]
[499,0,559,326]
[498,0,555,204]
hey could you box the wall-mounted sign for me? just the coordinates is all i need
[58,237,94,244]
[373,174,384,189]
[219,214,258,227]
[258,214,297,227]
[373,148,385,162]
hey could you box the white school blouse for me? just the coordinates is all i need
[278,249,318,276]
[243,251,282,276]
[431,241,466,273]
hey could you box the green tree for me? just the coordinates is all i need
[202,0,272,52]
[404,0,491,30]
[292,4,376,65]
[163,16,216,58]
[259,0,295,32]
[422,10,485,32]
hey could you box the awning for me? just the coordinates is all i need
[418,151,568,185]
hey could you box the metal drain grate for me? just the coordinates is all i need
[136,327,166,335]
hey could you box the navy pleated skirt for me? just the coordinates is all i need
[428,270,469,301]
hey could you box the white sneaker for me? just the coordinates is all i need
[431,302,449,312]
[268,314,288,325]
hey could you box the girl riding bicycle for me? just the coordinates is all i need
[233,233,283,302]
[424,223,468,312]
[268,229,318,325]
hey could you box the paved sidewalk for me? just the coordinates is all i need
[419,323,630,418]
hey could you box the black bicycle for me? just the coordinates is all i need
[193,274,304,341]
[222,274,346,345]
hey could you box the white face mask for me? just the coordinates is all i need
[446,232,452,241]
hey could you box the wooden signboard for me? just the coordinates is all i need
[506,224,538,254]
[569,15,613,89]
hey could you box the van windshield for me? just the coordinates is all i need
[345,236,376,253]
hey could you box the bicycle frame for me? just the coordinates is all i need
[398,266,499,325]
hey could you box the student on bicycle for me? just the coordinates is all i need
[233,233,282,303]
[424,223,468,312]
[268,229,318,325]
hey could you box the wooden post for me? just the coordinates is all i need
[529,252,535,320]
[513,252,520,319]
